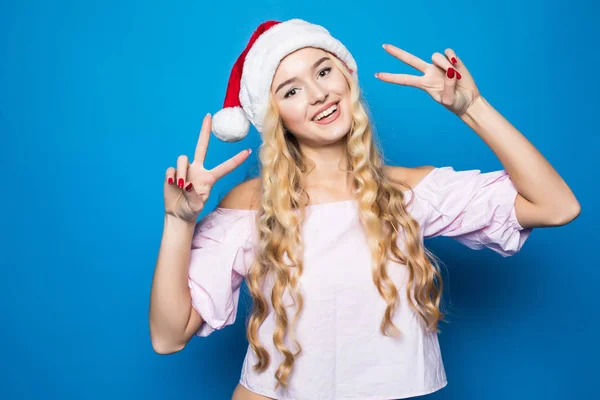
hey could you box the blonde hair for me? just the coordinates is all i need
[244,51,446,390]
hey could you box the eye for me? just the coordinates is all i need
[319,67,332,77]
[284,88,297,99]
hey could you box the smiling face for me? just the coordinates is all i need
[270,47,353,147]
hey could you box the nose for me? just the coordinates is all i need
[307,80,327,104]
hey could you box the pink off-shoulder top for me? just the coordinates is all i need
[187,166,533,400]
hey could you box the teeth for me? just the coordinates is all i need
[314,104,338,121]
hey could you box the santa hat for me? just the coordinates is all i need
[212,19,359,142]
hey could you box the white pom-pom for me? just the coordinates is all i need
[212,107,250,142]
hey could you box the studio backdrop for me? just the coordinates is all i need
[0,0,597,399]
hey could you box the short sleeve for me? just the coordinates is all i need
[417,166,532,257]
[187,208,257,337]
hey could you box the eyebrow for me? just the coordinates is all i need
[274,57,330,94]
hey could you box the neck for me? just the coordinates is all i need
[300,144,353,192]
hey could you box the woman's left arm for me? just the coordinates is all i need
[459,95,580,228]
[376,44,580,229]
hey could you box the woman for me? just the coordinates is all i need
[149,19,580,400]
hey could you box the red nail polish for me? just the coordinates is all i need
[451,57,457,65]
[447,68,455,78]
[178,178,184,188]
[168,178,173,185]
[185,182,193,191]
[456,71,462,80]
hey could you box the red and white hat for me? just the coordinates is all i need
[212,19,359,142]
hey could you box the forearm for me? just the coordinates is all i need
[149,214,197,352]
[460,96,580,218]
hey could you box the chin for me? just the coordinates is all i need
[325,118,352,141]
[313,126,351,145]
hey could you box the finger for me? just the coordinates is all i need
[210,149,252,181]
[176,155,189,189]
[441,67,457,106]
[165,167,176,185]
[444,48,465,80]
[444,48,459,67]
[194,113,211,164]
[375,72,422,88]
[431,52,453,72]
[383,44,429,73]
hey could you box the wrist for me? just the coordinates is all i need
[164,213,198,230]
[460,95,489,125]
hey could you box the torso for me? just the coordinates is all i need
[228,165,435,399]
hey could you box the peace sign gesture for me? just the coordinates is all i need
[163,114,252,223]
[376,44,481,116]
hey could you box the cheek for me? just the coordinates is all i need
[279,101,308,126]
[330,72,350,93]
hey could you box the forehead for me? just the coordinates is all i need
[273,47,331,80]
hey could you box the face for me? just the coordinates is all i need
[270,47,352,147]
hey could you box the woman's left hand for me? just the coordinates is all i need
[375,44,481,116]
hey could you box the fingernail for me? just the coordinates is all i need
[374,73,379,79]
[248,148,252,155]
[451,57,457,65]
[185,182,193,191]
[178,178,184,188]
[456,71,462,80]
[382,44,387,49]
[168,177,173,185]
[447,68,455,79]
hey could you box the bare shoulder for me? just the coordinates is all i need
[217,177,261,210]
[384,165,437,189]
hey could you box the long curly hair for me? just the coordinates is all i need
[244,52,446,390]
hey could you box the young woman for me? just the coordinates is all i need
[149,19,580,400]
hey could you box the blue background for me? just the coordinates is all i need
[1,0,598,399]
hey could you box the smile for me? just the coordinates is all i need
[312,103,340,125]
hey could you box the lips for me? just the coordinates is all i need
[311,101,339,121]
[312,105,341,125]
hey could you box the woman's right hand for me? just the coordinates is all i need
[164,113,252,223]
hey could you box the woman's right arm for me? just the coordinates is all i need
[150,179,257,354]
[148,113,252,354]
[149,214,203,354]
